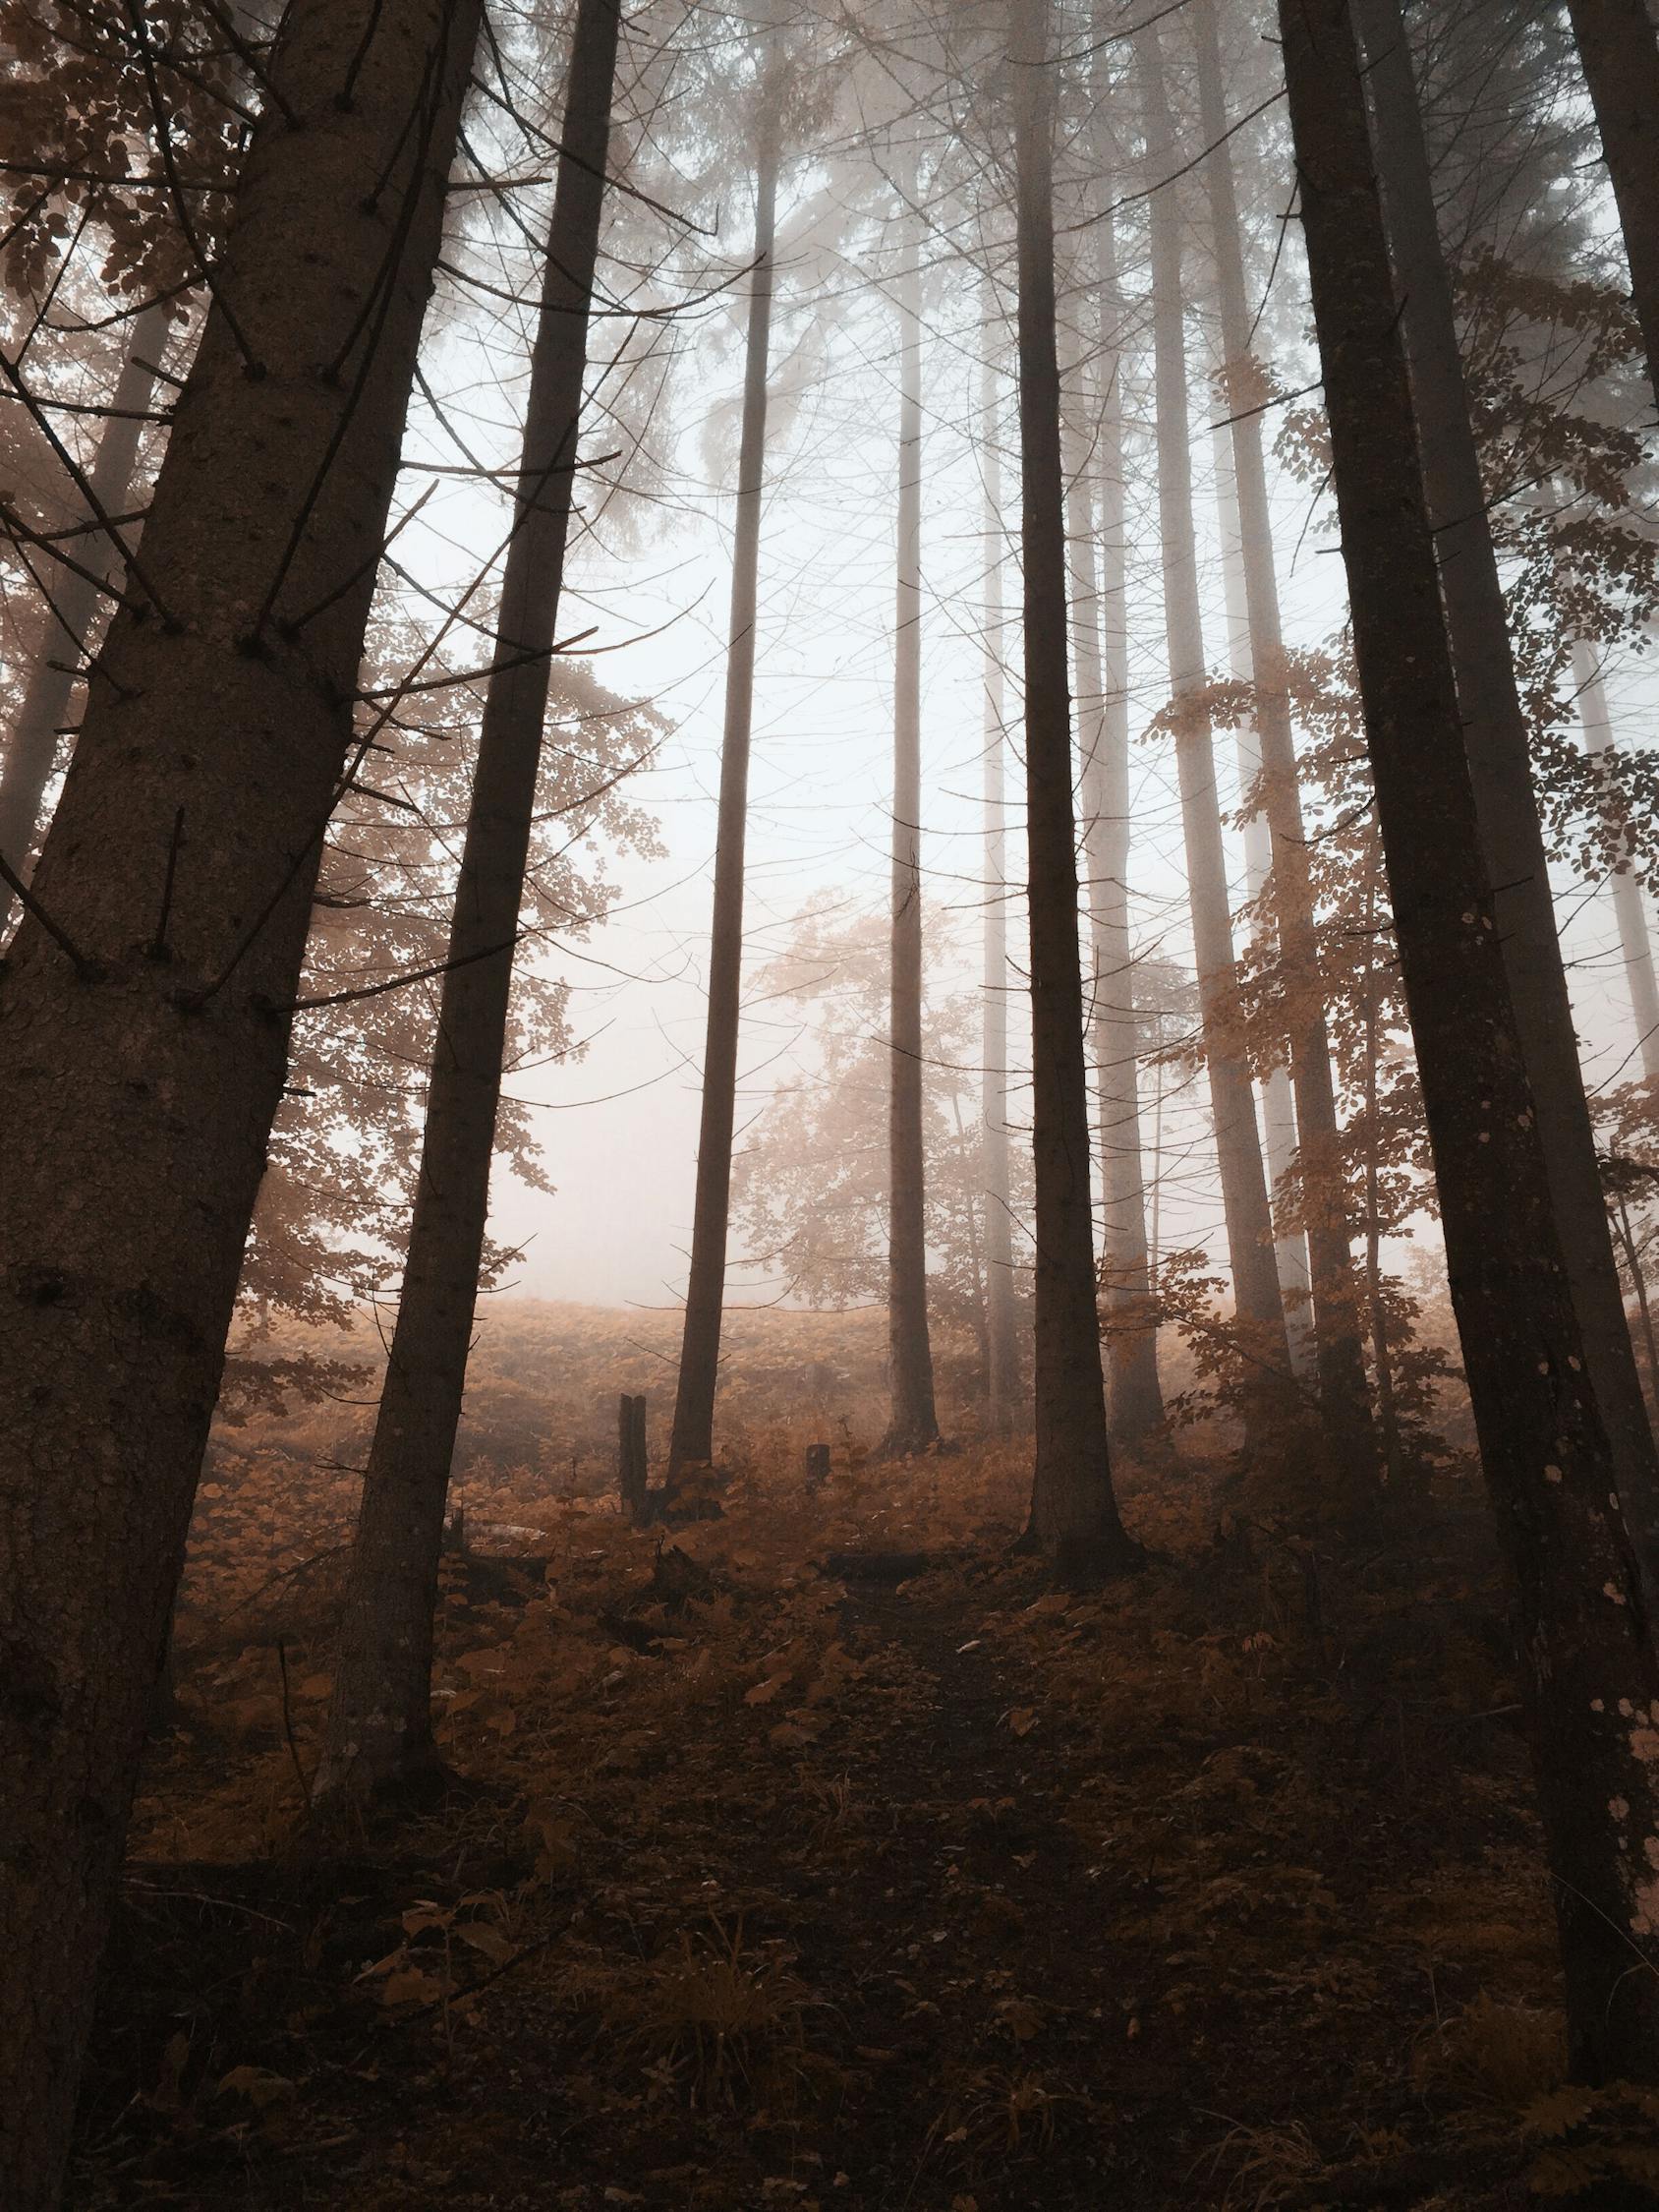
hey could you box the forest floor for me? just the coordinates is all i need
[64,1310,1659,2209]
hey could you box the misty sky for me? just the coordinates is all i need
[389,160,1659,1315]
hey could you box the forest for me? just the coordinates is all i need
[4,0,1659,2204]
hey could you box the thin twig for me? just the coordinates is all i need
[195,0,298,122]
[351,632,597,702]
[252,26,449,632]
[122,1881,297,1932]
[339,0,389,110]
[271,933,521,1016]
[383,1919,574,2030]
[211,1541,350,1627]
[126,0,264,374]
[150,806,185,960]
[274,1637,314,1810]
[0,852,99,976]
[0,499,145,615]
[279,480,436,637]
[0,156,221,192]
[0,364,177,619]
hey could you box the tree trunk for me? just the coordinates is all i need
[1573,637,1659,1084]
[618,1393,649,1521]
[1195,0,1373,1475]
[313,0,621,1810]
[1613,1194,1659,1415]
[1140,19,1293,1410]
[1360,851,1406,1484]
[1065,381,1164,1451]
[1075,143,1165,1449]
[1209,406,1313,1372]
[1564,0,1659,403]
[0,298,172,934]
[1149,1046,1166,1273]
[1012,0,1136,1572]
[979,341,1022,1427]
[667,103,780,1485]
[949,1083,992,1389]
[884,225,940,1455]
[1357,0,1659,1593]
[1281,0,1659,2084]
[0,2,481,2198]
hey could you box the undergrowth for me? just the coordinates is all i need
[70,1305,1657,2210]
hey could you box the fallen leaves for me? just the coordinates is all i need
[216,2065,296,2107]
[92,1305,1561,2212]
[378,1966,448,2009]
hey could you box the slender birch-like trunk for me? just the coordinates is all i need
[1573,639,1659,1083]
[1613,1193,1659,1405]
[0,2,482,2195]
[979,343,1021,1426]
[1075,144,1165,1447]
[668,97,780,1484]
[885,222,940,1453]
[1209,408,1312,1372]
[0,298,172,932]
[1282,0,1659,2084]
[1140,19,1292,1407]
[950,1086,992,1381]
[1195,0,1373,1474]
[314,0,623,1809]
[1359,852,1405,1484]
[1066,392,1165,1449]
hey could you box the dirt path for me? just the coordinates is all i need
[799,1579,1169,2204]
[74,1545,1564,2210]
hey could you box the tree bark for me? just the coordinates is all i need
[1195,0,1373,1474]
[0,2,481,2198]
[1139,19,1293,1408]
[979,341,1021,1427]
[1066,393,1164,1450]
[618,1393,649,1520]
[1564,0,1659,404]
[1357,0,1659,1589]
[950,1084,992,1383]
[1282,0,1659,2084]
[1209,405,1313,1374]
[667,101,780,1484]
[1012,0,1136,1571]
[313,0,621,1810]
[0,298,172,934]
[884,224,940,1455]
[1359,850,1406,1484]
[1573,638,1659,1084]
[1614,1194,1659,1412]
[1075,143,1165,1449]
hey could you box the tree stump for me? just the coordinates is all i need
[618,1394,649,1521]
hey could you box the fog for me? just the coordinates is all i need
[7,2,1659,2197]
